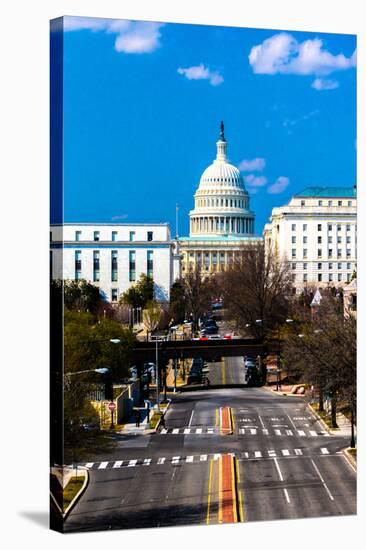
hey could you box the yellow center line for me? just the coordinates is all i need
[218,456,223,523]
[206,459,213,524]
[235,457,245,522]
[231,408,235,432]
[221,358,226,385]
[215,407,219,427]
[231,456,238,523]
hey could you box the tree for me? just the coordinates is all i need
[120,274,154,309]
[60,279,104,313]
[168,280,186,323]
[217,243,292,338]
[179,266,215,329]
[143,300,162,333]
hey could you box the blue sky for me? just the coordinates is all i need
[61,17,356,235]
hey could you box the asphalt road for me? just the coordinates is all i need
[64,357,356,532]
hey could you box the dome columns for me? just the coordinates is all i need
[189,214,255,236]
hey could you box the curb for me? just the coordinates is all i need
[307,403,332,433]
[155,398,172,431]
[342,448,357,470]
[63,467,89,520]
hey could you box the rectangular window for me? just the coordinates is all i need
[94,231,100,241]
[337,224,341,231]
[303,236,307,244]
[328,200,333,206]
[337,249,342,258]
[318,263,322,270]
[50,250,53,279]
[328,263,333,270]
[301,200,305,206]
[112,231,117,241]
[338,200,342,206]
[292,236,296,244]
[291,249,296,259]
[337,236,342,243]
[328,236,333,244]
[348,201,352,207]
[75,250,82,280]
[328,249,333,258]
[147,250,154,278]
[303,249,307,259]
[93,251,100,281]
[346,249,351,257]
[328,224,332,231]
[303,262,307,270]
[346,236,351,244]
[347,273,351,282]
[291,263,296,270]
[50,231,52,242]
[317,249,322,258]
[329,273,333,282]
[111,289,118,302]
[129,251,136,281]
[303,224,307,231]
[75,231,81,241]
[318,200,323,206]
[291,224,296,231]
[317,224,322,231]
[147,231,153,241]
[111,251,118,281]
[318,236,322,244]
[291,274,296,282]
[347,262,351,269]
[338,273,342,282]
[318,273,322,282]
[346,224,351,231]
[129,231,135,242]
[338,262,342,269]
[303,274,308,283]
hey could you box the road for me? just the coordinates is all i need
[64,357,356,532]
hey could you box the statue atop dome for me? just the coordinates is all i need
[219,120,225,141]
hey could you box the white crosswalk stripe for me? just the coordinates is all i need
[213,453,221,460]
[309,430,317,437]
[172,428,179,434]
[157,457,166,464]
[262,428,269,435]
[196,428,202,434]
[85,462,94,469]
[294,449,303,455]
[321,448,329,454]
[143,459,151,466]
[250,428,257,435]
[254,451,262,458]
[274,429,282,436]
[297,430,306,436]
[113,460,123,468]
[286,430,293,436]
[186,455,194,463]
[172,456,180,464]
[200,455,208,461]
[161,428,168,434]
[184,428,191,434]
[282,449,290,456]
[98,462,108,469]
[128,460,137,467]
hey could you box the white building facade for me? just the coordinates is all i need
[264,187,357,292]
[179,123,261,273]
[50,223,180,303]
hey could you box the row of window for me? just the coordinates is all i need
[291,262,354,270]
[299,199,354,207]
[72,230,155,242]
[292,248,353,259]
[197,197,248,209]
[292,273,353,283]
[291,235,352,244]
[74,250,153,282]
[291,223,353,232]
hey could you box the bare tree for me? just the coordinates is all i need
[178,266,215,330]
[217,243,292,338]
[143,300,162,334]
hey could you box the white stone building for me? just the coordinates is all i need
[179,122,261,273]
[264,187,357,292]
[50,223,180,303]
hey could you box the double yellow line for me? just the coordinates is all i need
[206,454,244,524]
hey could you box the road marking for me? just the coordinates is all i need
[161,428,168,434]
[287,415,298,430]
[184,428,191,434]
[262,428,269,435]
[188,410,194,427]
[157,457,165,464]
[143,459,151,466]
[85,462,94,469]
[196,428,202,434]
[273,458,284,481]
[98,462,108,469]
[258,415,265,428]
[321,448,329,454]
[311,459,334,501]
[250,428,257,435]
[294,449,303,455]
[309,430,318,437]
[342,454,357,474]
[214,453,221,460]
[242,452,249,458]
[274,429,282,436]
[221,360,226,385]
[297,430,306,436]
[113,460,123,468]
[207,428,214,434]
[186,455,194,463]
[281,449,290,456]
[254,451,262,458]
[268,450,277,457]
[172,456,180,464]
[128,460,137,467]
[200,455,208,461]
[206,459,213,524]
[283,488,290,503]
[273,425,288,428]
[172,428,179,434]
[215,408,219,427]
[286,430,293,436]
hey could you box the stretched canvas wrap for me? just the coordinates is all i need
[50,15,357,533]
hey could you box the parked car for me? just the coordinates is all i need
[209,334,222,340]
[204,326,218,335]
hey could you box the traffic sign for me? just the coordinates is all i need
[108,402,116,411]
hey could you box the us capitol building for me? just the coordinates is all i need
[179,123,261,274]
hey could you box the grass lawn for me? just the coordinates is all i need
[62,477,84,512]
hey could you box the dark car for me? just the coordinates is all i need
[204,326,218,335]
[187,372,203,385]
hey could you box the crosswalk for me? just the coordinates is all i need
[82,447,334,471]
[158,427,329,437]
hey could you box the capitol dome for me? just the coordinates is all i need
[189,122,255,238]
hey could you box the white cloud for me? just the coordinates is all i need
[63,17,163,54]
[111,214,128,221]
[244,174,268,188]
[282,109,319,127]
[177,64,224,86]
[267,176,290,194]
[238,158,266,171]
[311,78,339,91]
[249,33,356,78]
